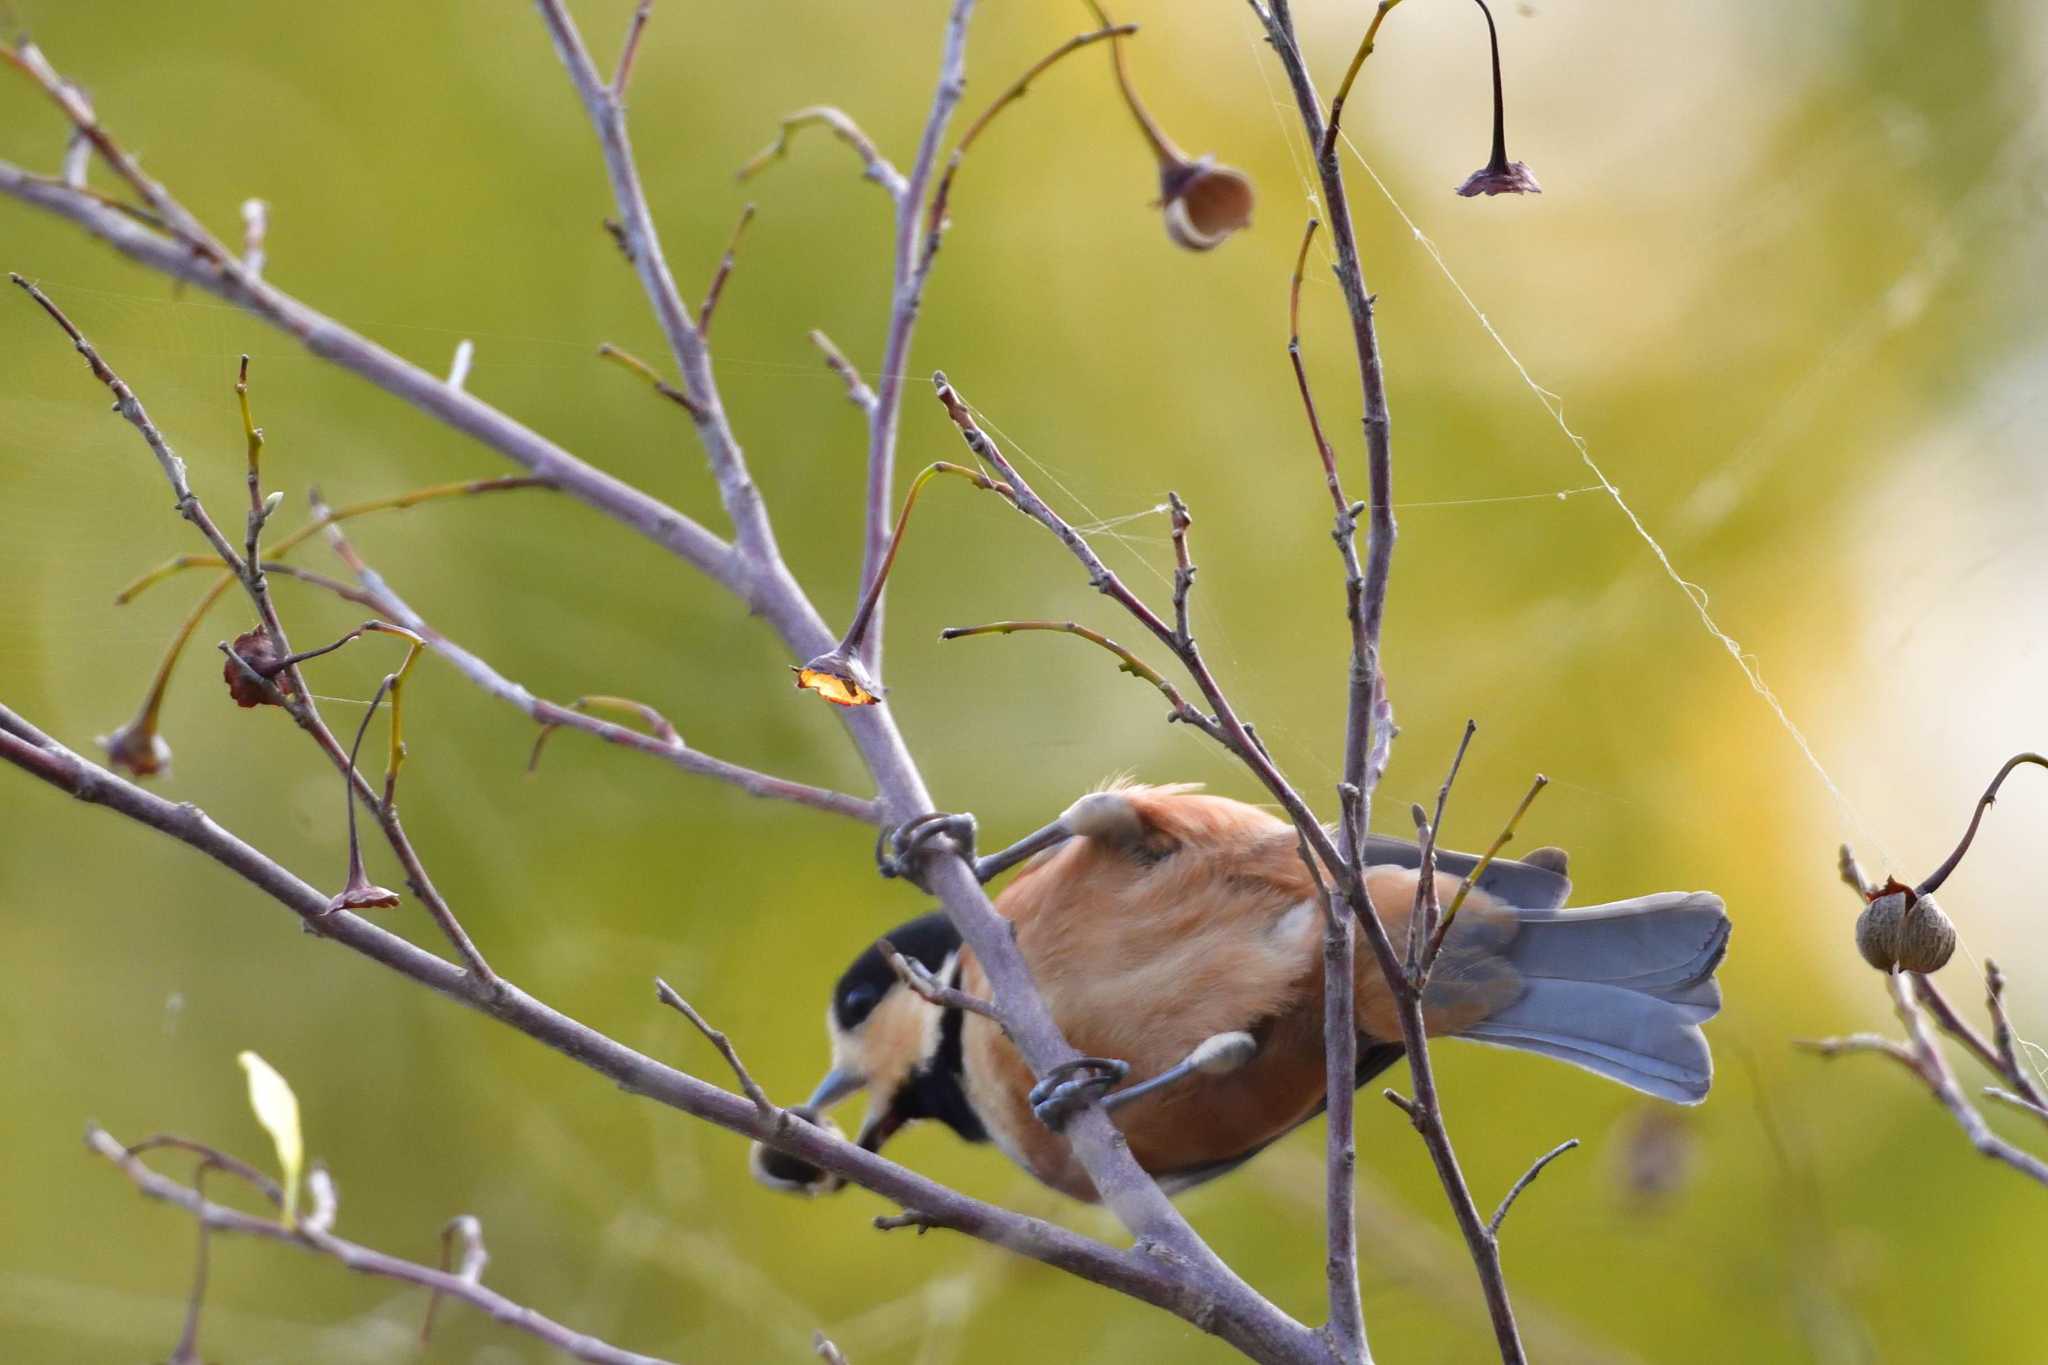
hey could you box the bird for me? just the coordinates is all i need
[755,783,1729,1203]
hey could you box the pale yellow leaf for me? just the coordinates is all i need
[237,1050,303,1223]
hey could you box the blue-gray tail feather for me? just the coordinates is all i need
[1458,890,1730,1104]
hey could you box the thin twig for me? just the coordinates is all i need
[809,329,878,414]
[655,978,775,1118]
[1984,1087,2048,1123]
[0,736,1302,1358]
[736,106,908,201]
[1914,753,2048,896]
[1487,1139,1578,1238]
[938,620,1212,731]
[167,1157,220,1365]
[0,67,735,588]
[854,0,976,678]
[1983,960,2048,1113]
[1428,773,1547,962]
[87,1125,678,1365]
[295,503,877,823]
[921,23,1137,249]
[421,1215,488,1345]
[1167,493,1196,650]
[1410,720,1477,976]
[611,0,654,101]
[879,938,1007,1031]
[697,201,755,337]
[1323,1,1405,157]
[1804,977,2048,1187]
[597,341,704,417]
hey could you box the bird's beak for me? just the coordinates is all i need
[805,1066,865,1112]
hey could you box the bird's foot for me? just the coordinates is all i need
[876,811,979,892]
[1029,1056,1130,1130]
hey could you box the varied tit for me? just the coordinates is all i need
[756,783,1729,1203]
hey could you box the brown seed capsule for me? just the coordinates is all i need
[223,627,294,708]
[98,717,172,779]
[749,1106,848,1196]
[1854,890,1909,972]
[1092,2,1255,252]
[1896,892,1957,973]
[1161,158,1256,252]
[1855,885,1957,974]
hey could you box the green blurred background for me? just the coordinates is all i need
[4,1,2046,1360]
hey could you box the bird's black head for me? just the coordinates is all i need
[831,911,962,1031]
[751,913,985,1197]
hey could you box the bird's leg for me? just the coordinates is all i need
[1028,1056,1131,1129]
[1101,1032,1257,1112]
[1031,1031,1258,1131]
[970,817,1077,882]
[877,810,1083,887]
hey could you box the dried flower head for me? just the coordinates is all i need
[97,715,173,780]
[325,872,402,916]
[749,1106,848,1196]
[1456,159,1543,198]
[1456,0,1542,198]
[223,627,294,708]
[793,650,882,708]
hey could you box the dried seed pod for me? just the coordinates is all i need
[1160,158,1256,252]
[1854,890,1908,972]
[1855,884,1957,974]
[1896,892,1957,973]
[749,1106,848,1196]
[223,627,293,708]
[1093,2,1254,251]
[98,717,172,779]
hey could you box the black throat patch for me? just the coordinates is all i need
[895,998,988,1143]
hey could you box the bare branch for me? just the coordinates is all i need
[697,201,755,337]
[611,0,654,102]
[938,620,1212,731]
[1,165,737,581]
[880,938,1007,1031]
[736,106,908,201]
[87,1125,679,1365]
[810,329,878,414]
[0,726,1312,1359]
[296,511,879,823]
[655,978,775,1118]
[921,22,1138,251]
[854,0,975,679]
[1914,752,2048,896]
[1984,1087,2048,1123]
[1488,1139,1579,1238]
[1811,854,2048,1186]
[421,1215,488,1344]
[1804,980,2048,1188]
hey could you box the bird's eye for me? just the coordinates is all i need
[841,984,880,1020]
